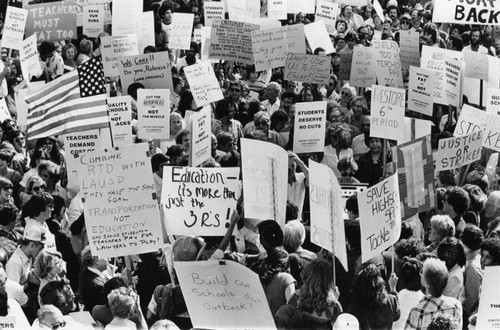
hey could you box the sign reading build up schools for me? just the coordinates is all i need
[175,261,276,330]
[370,85,406,143]
[26,1,77,42]
[359,174,402,263]
[433,0,500,25]
[309,160,348,271]
[435,130,483,172]
[209,19,259,65]
[76,143,163,258]
[162,167,241,236]
[293,101,327,154]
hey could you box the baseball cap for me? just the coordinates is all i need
[23,226,47,244]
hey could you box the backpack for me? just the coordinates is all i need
[153,283,187,320]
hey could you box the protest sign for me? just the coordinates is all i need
[403,118,433,143]
[0,317,16,329]
[107,96,133,147]
[463,50,489,80]
[137,11,155,58]
[2,6,28,49]
[309,160,348,271]
[118,52,173,95]
[435,130,483,171]
[333,0,368,6]
[252,28,287,72]
[476,266,500,329]
[0,99,11,123]
[20,34,43,83]
[433,0,500,25]
[304,20,335,54]
[111,0,141,36]
[209,19,259,65]
[339,53,353,81]
[350,46,377,88]
[373,0,385,22]
[487,88,500,116]
[455,104,500,153]
[100,35,139,77]
[241,138,288,227]
[280,25,306,54]
[169,13,194,50]
[175,261,276,329]
[25,1,77,42]
[227,0,260,19]
[286,0,315,13]
[189,107,212,167]
[293,101,327,154]
[393,135,435,219]
[204,1,225,26]
[443,57,462,108]
[315,0,340,34]
[200,26,213,61]
[370,85,406,143]
[76,143,163,258]
[82,3,104,38]
[399,30,420,70]
[267,0,286,19]
[137,89,170,140]
[162,167,240,236]
[14,81,45,126]
[408,66,434,116]
[184,61,224,108]
[284,53,330,85]
[372,40,403,88]
[421,46,462,104]
[76,0,111,26]
[359,174,402,263]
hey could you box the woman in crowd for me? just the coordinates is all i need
[22,192,56,250]
[170,77,183,113]
[61,43,78,70]
[298,85,315,102]
[393,257,424,330]
[106,286,147,330]
[427,215,456,254]
[77,39,93,65]
[322,123,353,177]
[169,112,184,140]
[212,99,243,144]
[34,136,64,166]
[462,184,487,226]
[93,277,128,326]
[34,249,67,300]
[355,134,387,187]
[0,177,14,207]
[37,160,67,203]
[2,130,29,174]
[437,237,466,300]
[283,220,317,287]
[19,175,45,208]
[346,96,368,130]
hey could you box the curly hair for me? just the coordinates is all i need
[40,280,75,315]
[351,263,388,310]
[400,257,423,291]
[462,184,487,213]
[252,246,289,285]
[437,237,466,269]
[480,238,500,265]
[327,123,351,149]
[0,204,18,226]
[461,224,484,251]
[395,238,426,260]
[298,259,337,315]
[34,250,64,279]
[108,287,138,319]
[445,187,470,216]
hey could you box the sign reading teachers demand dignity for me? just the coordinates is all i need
[175,261,276,329]
[76,143,163,258]
[162,167,240,236]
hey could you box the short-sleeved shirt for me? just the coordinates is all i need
[5,247,31,284]
[288,172,306,218]
[405,295,463,330]
[263,272,296,316]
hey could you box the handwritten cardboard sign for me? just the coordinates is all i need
[303,20,335,54]
[350,46,377,88]
[204,2,225,26]
[463,50,489,80]
[455,104,500,152]
[175,260,276,329]
[372,40,403,88]
[162,167,240,236]
[309,160,348,270]
[118,52,173,95]
[293,101,327,154]
[433,0,500,25]
[241,138,288,227]
[137,89,170,140]
[107,96,133,147]
[26,1,77,42]
[408,66,434,116]
[2,6,28,49]
[82,3,104,38]
[284,53,330,85]
[251,28,287,72]
[189,107,212,167]
[76,143,163,258]
[209,19,259,65]
[184,61,224,108]
[435,130,483,171]
[170,13,194,50]
[399,30,420,70]
[111,0,141,36]
[20,34,43,83]
[370,84,406,143]
[100,35,139,77]
[476,266,500,329]
[359,174,401,263]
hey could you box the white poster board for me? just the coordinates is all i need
[107,96,133,147]
[284,53,330,85]
[455,104,500,152]
[82,4,104,38]
[315,0,340,34]
[251,28,287,72]
[463,50,489,81]
[20,34,43,83]
[370,85,406,143]
[443,56,462,108]
[111,0,141,36]
[435,130,483,171]
[476,266,500,329]
[2,6,28,49]
[189,107,212,167]
[372,40,404,88]
[267,0,286,19]
[100,35,139,77]
[292,101,327,154]
[408,66,434,116]
[184,61,224,108]
[399,30,420,70]
[209,19,259,65]
[204,2,225,26]
[169,13,195,50]
[487,88,500,116]
[350,46,377,88]
[137,89,170,140]
[281,25,306,54]
[303,20,335,55]
[433,0,500,25]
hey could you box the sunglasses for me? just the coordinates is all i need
[2,186,13,191]
[255,121,269,126]
[33,185,46,192]
[341,92,351,96]
[41,321,66,330]
[341,172,354,177]
[401,20,410,24]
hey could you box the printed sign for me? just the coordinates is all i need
[107,96,133,146]
[267,0,286,19]
[76,143,163,258]
[293,101,327,154]
[175,261,276,329]
[118,52,173,95]
[26,1,77,41]
[443,57,462,108]
[2,6,28,49]
[309,160,348,270]
[184,61,224,108]
[487,88,500,116]
[433,0,500,25]
[359,174,402,263]
[0,316,16,329]
[20,34,43,83]
[476,266,500,329]
[435,130,483,171]
[399,30,420,70]
[100,35,139,77]
[370,85,406,143]
[408,66,434,116]
[82,3,104,38]
[137,89,170,140]
[251,28,287,72]
[209,19,259,65]
[189,107,212,167]
[315,0,340,34]
[204,2,225,26]
[162,167,240,236]
[304,20,335,54]
[372,40,403,88]
[169,13,194,50]
[284,53,330,85]
[350,46,377,88]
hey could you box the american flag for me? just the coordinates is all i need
[25,58,109,140]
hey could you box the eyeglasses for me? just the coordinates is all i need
[2,186,13,191]
[341,92,351,96]
[401,20,410,24]
[33,185,46,192]
[40,321,66,330]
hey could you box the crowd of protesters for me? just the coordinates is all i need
[0,0,500,329]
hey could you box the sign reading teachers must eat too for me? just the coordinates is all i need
[284,53,330,85]
[370,85,406,143]
[26,1,77,42]
[359,174,402,263]
[293,101,327,154]
[175,261,276,329]
[162,167,240,236]
[76,143,163,258]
